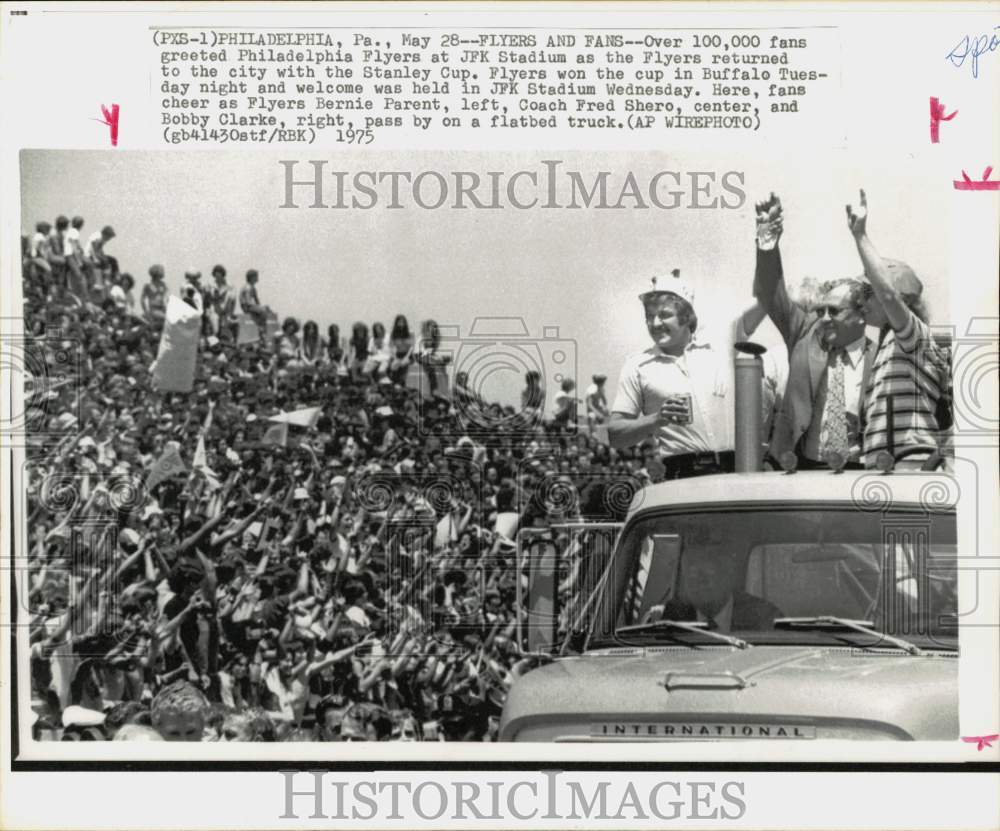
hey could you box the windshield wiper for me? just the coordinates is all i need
[773,616,924,656]
[616,619,750,650]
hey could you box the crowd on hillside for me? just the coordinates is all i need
[21,216,634,742]
[20,194,954,743]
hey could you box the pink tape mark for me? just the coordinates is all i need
[953,166,999,191]
[961,734,998,750]
[98,104,120,147]
[929,97,958,143]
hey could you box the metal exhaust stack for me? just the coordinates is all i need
[734,341,766,473]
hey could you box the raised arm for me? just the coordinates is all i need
[177,511,229,555]
[213,500,268,548]
[305,642,359,679]
[846,189,911,333]
[751,194,813,351]
[737,301,769,340]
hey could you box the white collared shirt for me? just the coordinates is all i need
[803,334,867,461]
[612,339,732,456]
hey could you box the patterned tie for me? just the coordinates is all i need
[819,348,850,462]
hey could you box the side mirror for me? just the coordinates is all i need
[516,533,561,655]
[516,523,622,656]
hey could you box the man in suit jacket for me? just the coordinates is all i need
[646,550,783,632]
[752,194,876,469]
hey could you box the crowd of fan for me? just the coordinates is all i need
[22,216,636,742]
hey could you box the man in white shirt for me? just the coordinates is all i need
[66,216,86,295]
[66,216,84,261]
[584,374,610,432]
[608,272,736,479]
[84,224,115,265]
[84,224,116,291]
[29,221,53,274]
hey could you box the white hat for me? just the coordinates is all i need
[639,269,696,307]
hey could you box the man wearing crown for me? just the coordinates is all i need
[607,270,738,480]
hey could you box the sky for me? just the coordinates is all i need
[20,149,953,411]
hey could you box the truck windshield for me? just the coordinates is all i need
[591,507,956,651]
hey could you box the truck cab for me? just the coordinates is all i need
[500,469,958,742]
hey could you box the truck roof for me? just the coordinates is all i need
[628,469,956,516]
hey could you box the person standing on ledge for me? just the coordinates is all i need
[608,271,735,480]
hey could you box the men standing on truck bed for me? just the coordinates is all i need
[752,194,876,470]
[608,271,737,479]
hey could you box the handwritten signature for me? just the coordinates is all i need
[946,26,1000,78]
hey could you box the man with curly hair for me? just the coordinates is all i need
[151,680,209,742]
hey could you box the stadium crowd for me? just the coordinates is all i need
[20,193,952,743]
[22,216,632,742]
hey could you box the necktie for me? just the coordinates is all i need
[819,349,850,462]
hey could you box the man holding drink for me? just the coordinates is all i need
[608,271,736,479]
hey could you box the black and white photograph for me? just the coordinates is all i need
[0,3,997,831]
[10,150,968,747]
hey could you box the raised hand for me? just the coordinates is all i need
[845,188,868,238]
[755,192,783,250]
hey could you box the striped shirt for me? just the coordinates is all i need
[863,311,948,465]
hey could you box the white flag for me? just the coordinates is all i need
[268,406,321,428]
[150,296,201,393]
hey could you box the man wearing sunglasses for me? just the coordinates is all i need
[752,194,876,469]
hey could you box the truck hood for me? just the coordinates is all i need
[499,645,957,741]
